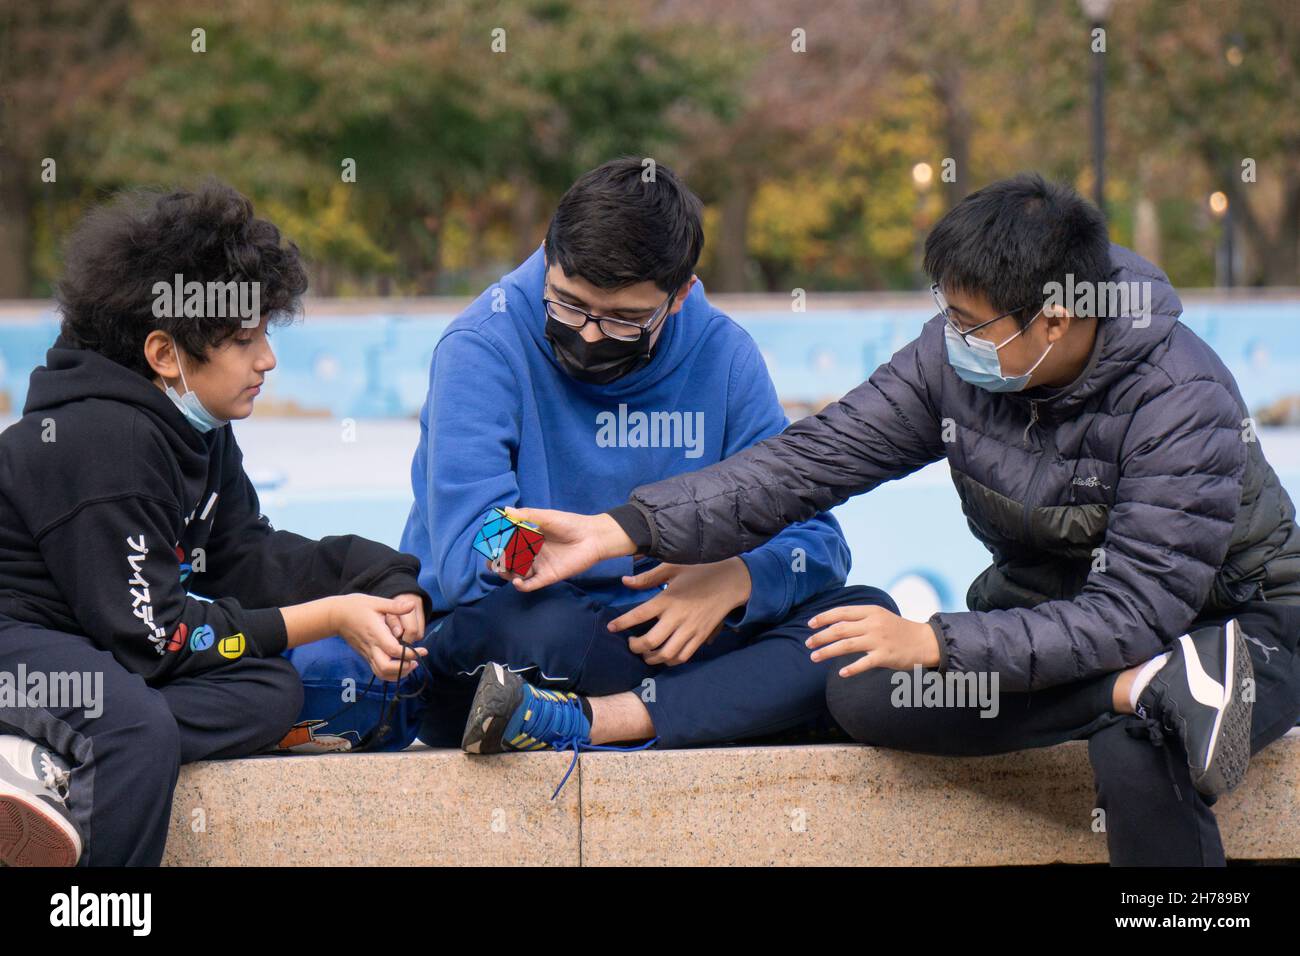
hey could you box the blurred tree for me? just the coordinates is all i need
[1118,0,1298,285]
[0,0,139,297]
[662,0,904,292]
[0,0,1293,297]
[8,0,736,295]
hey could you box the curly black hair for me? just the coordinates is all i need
[56,179,308,377]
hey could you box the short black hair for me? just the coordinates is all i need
[544,156,704,294]
[923,173,1110,327]
[57,179,307,377]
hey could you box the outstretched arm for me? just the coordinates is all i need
[515,325,948,591]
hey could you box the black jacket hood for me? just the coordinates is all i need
[24,331,217,461]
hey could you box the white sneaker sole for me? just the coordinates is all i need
[0,780,82,867]
[1201,619,1233,772]
[1195,618,1254,796]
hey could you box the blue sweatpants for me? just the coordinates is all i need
[416,581,898,749]
[285,635,432,752]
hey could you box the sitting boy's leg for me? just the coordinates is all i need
[436,581,899,750]
[158,654,304,762]
[1095,603,1300,864]
[826,658,1122,755]
[626,584,900,747]
[0,620,181,866]
[827,603,1300,866]
[463,583,897,750]
[418,581,656,746]
[826,666,1220,864]
[1088,611,1297,868]
[285,635,427,752]
[1088,721,1225,865]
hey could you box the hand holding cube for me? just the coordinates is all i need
[472,507,545,577]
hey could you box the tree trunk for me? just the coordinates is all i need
[511,175,543,264]
[715,175,754,292]
[934,65,971,209]
[1133,157,1161,266]
[0,152,31,298]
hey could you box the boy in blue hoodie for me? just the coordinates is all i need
[386,157,896,760]
[0,182,431,866]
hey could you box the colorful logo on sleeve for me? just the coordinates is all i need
[189,624,216,653]
[174,544,192,583]
[217,633,246,660]
[164,622,189,653]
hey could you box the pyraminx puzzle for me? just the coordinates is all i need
[472,507,545,577]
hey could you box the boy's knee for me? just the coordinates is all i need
[261,656,306,731]
[112,690,183,779]
[807,584,900,616]
[239,656,306,747]
[843,585,900,615]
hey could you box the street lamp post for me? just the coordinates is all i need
[1209,191,1233,288]
[1080,0,1115,217]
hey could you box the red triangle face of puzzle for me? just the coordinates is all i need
[503,525,544,576]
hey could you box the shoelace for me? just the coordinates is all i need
[313,636,435,752]
[39,752,70,801]
[512,687,661,800]
[547,735,659,802]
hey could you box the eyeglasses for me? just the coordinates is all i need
[543,283,678,342]
[931,283,1035,346]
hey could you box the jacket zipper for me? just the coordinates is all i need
[1021,400,1050,542]
[1021,399,1040,447]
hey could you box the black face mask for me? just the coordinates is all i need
[544,315,660,385]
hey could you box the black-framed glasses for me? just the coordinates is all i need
[931,283,1033,346]
[543,283,678,342]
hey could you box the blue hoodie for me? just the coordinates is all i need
[399,245,850,623]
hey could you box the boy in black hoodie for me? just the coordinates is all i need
[0,181,432,866]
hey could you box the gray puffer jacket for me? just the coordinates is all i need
[625,246,1300,691]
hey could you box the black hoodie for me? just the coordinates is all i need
[0,333,432,684]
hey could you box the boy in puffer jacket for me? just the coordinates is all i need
[500,174,1300,866]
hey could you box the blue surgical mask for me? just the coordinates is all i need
[944,309,1054,393]
[164,336,229,433]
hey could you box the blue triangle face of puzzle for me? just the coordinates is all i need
[472,511,517,560]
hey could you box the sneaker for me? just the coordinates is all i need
[460,664,657,800]
[0,735,83,866]
[461,663,590,756]
[1136,619,1254,797]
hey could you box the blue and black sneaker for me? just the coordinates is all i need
[461,663,656,799]
[461,663,592,755]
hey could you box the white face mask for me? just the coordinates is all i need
[944,307,1054,393]
[163,336,229,433]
